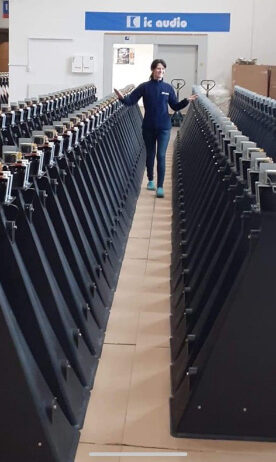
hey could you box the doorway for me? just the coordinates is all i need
[104,34,207,97]
[112,43,153,105]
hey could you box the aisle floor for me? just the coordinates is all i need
[75,130,276,462]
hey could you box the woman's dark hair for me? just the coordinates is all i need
[149,59,167,80]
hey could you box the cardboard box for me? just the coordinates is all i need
[232,64,269,96]
[269,66,276,99]
[0,41,9,72]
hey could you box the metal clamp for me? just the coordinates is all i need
[200,80,216,97]
[171,79,186,91]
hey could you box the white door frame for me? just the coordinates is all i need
[103,33,207,95]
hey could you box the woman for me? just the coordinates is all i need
[114,58,197,198]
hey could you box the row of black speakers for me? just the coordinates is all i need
[170,86,276,441]
[229,85,276,161]
[0,84,146,461]
[0,83,97,151]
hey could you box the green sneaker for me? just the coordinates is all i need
[147,180,156,191]
[156,187,164,198]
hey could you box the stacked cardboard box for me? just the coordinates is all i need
[232,64,269,96]
[0,41,8,72]
[232,64,276,99]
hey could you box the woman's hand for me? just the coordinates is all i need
[114,88,124,100]
[188,94,198,102]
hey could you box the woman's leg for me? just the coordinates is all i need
[142,128,157,181]
[156,129,171,188]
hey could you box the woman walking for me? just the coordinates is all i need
[114,58,197,198]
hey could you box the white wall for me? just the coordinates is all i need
[9,0,276,101]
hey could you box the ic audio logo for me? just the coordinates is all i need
[126,16,141,28]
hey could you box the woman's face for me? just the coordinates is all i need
[152,64,165,80]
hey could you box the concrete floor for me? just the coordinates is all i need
[75,129,276,462]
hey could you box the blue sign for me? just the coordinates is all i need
[85,12,230,32]
[2,1,9,18]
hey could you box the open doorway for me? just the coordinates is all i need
[112,43,153,106]
[104,34,207,97]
